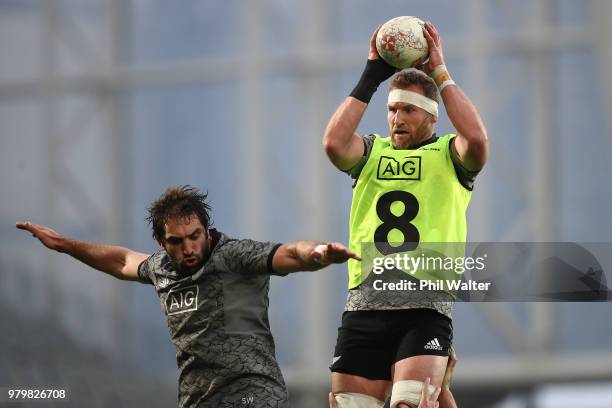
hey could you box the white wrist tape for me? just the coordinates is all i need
[430,64,455,93]
[430,64,449,81]
[439,79,456,92]
[388,89,439,118]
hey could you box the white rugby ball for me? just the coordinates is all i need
[376,16,428,69]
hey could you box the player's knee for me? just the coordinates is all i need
[390,380,435,408]
[331,392,385,408]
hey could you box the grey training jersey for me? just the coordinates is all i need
[137,229,288,407]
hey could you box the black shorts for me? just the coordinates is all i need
[330,309,453,381]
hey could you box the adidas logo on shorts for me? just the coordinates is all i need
[424,338,444,351]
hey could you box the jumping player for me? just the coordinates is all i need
[323,21,487,408]
[17,185,360,407]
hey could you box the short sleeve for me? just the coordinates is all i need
[137,255,154,285]
[220,239,283,276]
[344,134,377,180]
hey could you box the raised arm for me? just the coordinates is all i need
[16,221,149,281]
[323,27,395,171]
[272,241,360,274]
[422,21,488,171]
[323,98,368,171]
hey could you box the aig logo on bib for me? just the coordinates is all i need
[166,285,199,315]
[377,156,422,180]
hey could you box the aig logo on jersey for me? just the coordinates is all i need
[377,156,422,180]
[166,285,199,315]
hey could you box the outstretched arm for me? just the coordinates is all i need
[323,27,395,171]
[272,241,360,274]
[16,221,150,281]
[323,98,369,171]
[421,21,488,172]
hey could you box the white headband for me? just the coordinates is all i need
[388,89,438,118]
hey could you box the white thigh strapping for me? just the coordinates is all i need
[390,380,436,408]
[334,392,386,408]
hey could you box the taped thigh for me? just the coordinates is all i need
[390,380,435,408]
[333,392,385,408]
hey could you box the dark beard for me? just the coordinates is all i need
[174,247,210,276]
[166,230,211,276]
[392,120,432,149]
[178,259,203,276]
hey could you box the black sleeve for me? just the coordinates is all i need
[449,137,481,191]
[221,239,285,276]
[137,256,154,285]
[344,134,377,180]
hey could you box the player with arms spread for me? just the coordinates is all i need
[323,21,487,408]
[17,185,360,408]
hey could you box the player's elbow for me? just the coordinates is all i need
[323,133,352,168]
[464,122,488,144]
[476,126,488,145]
[467,136,489,169]
[117,259,140,281]
[323,132,340,157]
[115,272,129,281]
[117,268,138,281]
[323,139,341,167]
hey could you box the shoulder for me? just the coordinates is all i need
[363,133,379,148]
[217,235,277,258]
[140,250,174,272]
[345,133,387,180]
[445,134,481,190]
[352,133,381,161]
[137,250,175,283]
[211,230,277,262]
[211,230,246,257]
[438,133,456,147]
[211,230,280,275]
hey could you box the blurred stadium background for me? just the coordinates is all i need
[2,0,612,406]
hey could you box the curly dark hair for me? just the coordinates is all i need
[389,69,439,103]
[146,185,212,245]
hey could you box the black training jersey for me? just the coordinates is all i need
[137,229,288,407]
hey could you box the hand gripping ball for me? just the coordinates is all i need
[376,16,428,69]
